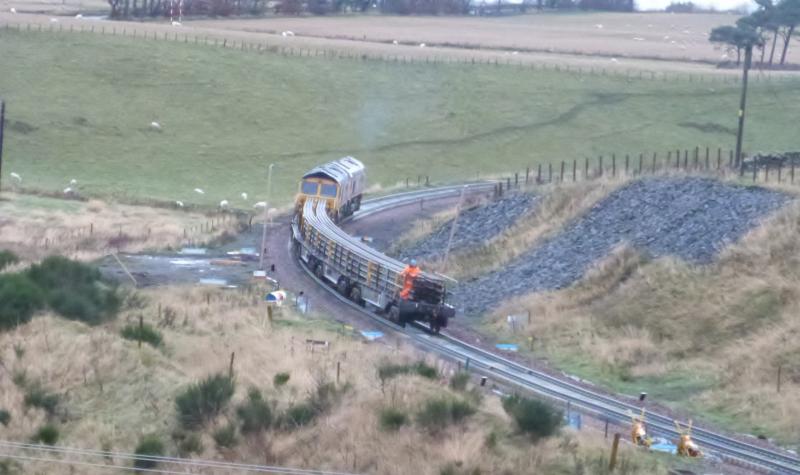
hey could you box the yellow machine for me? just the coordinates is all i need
[674,420,702,457]
[629,408,652,448]
[296,156,365,222]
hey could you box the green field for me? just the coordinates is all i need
[2,29,800,207]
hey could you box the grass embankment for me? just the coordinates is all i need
[475,184,800,444]
[0,193,239,263]
[0,284,670,474]
[2,29,800,207]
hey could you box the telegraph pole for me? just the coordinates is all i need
[259,163,275,271]
[0,101,5,193]
[735,45,752,172]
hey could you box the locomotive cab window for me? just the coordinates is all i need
[320,183,338,198]
[301,181,319,195]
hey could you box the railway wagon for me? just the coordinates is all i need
[292,161,454,333]
[296,156,365,222]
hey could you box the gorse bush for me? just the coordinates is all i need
[175,432,203,456]
[449,372,470,391]
[237,387,272,434]
[0,273,44,331]
[379,407,408,431]
[0,250,18,271]
[175,373,235,429]
[283,402,316,428]
[32,424,59,445]
[0,409,10,426]
[279,382,349,429]
[23,384,59,416]
[417,397,475,432]
[121,323,163,347]
[377,360,438,382]
[273,372,290,387]
[134,435,164,470]
[502,395,563,440]
[27,256,121,326]
[213,422,238,448]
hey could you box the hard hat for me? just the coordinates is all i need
[410,259,417,266]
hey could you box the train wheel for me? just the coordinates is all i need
[388,305,400,325]
[336,277,350,296]
[431,323,441,335]
[349,286,362,305]
[314,262,324,280]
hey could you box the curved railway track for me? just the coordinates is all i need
[298,183,800,475]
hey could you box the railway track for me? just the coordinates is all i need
[299,183,800,475]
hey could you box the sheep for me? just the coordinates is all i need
[75,13,83,18]
[49,18,58,23]
[419,43,426,48]
[150,121,161,130]
[281,31,295,37]
[175,200,184,207]
[171,21,182,26]
[194,188,204,194]
[595,24,603,29]
[253,201,267,208]
[219,200,229,208]
[10,7,16,13]
[10,172,21,182]
[63,187,73,194]
[69,179,77,185]
[241,192,248,200]
[392,40,398,45]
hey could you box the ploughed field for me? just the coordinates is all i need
[1,29,800,208]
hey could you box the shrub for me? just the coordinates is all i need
[121,323,163,347]
[237,387,272,434]
[417,397,475,432]
[133,435,164,470]
[379,407,408,431]
[449,372,470,391]
[502,395,563,440]
[26,256,121,325]
[273,372,290,388]
[377,360,438,382]
[0,250,18,271]
[32,424,59,445]
[24,384,59,416]
[213,422,238,449]
[0,409,10,426]
[0,273,45,331]
[283,402,316,428]
[175,373,235,429]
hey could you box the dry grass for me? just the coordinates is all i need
[0,283,667,474]
[0,192,240,265]
[485,196,800,442]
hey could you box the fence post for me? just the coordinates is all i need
[625,154,630,175]
[705,147,710,170]
[778,163,782,183]
[753,156,758,182]
[599,156,604,177]
[548,163,552,183]
[537,164,542,183]
[525,167,530,185]
[573,159,577,182]
[717,148,722,170]
[560,161,565,182]
[683,150,689,170]
[676,149,680,169]
[515,172,519,188]
[611,154,616,177]
[693,146,699,169]
[651,153,656,174]
[765,163,769,183]
[584,157,589,179]
[792,159,795,183]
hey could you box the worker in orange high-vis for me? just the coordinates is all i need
[399,259,420,300]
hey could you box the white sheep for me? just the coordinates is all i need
[633,37,645,41]
[172,21,182,26]
[194,188,204,194]
[419,43,426,48]
[69,179,77,185]
[175,200,184,207]
[63,187,73,194]
[49,18,58,23]
[611,58,618,63]
[150,121,161,130]
[281,31,295,37]
[10,7,16,13]
[392,40,398,45]
[75,13,83,18]
[595,24,603,29]
[10,172,21,182]
[253,201,266,208]
[241,192,248,200]
[219,200,229,208]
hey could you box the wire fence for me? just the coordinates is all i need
[3,21,799,85]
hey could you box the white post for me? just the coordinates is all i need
[441,185,467,272]
[259,163,274,271]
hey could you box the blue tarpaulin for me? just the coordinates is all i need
[495,343,519,352]
[360,331,384,341]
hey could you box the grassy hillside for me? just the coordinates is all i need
[0,284,671,474]
[470,182,800,444]
[1,30,799,207]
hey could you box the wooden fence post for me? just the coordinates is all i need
[548,163,552,183]
[584,157,589,179]
[573,160,577,182]
[717,148,722,170]
[537,164,542,183]
[625,155,630,175]
[684,150,689,170]
[560,161,565,182]
[705,147,710,170]
[612,154,616,177]
[778,163,782,183]
[791,159,795,183]
[753,156,758,182]
[525,167,530,184]
[651,153,656,174]
[515,172,519,188]
[599,156,604,177]
[609,433,621,471]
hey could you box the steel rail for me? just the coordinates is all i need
[296,185,800,475]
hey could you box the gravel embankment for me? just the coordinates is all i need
[455,177,791,316]
[398,193,536,262]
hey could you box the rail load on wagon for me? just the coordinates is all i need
[291,157,455,333]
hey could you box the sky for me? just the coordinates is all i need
[636,0,756,10]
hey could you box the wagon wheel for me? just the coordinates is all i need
[349,285,362,305]
[336,277,350,296]
[388,305,400,325]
